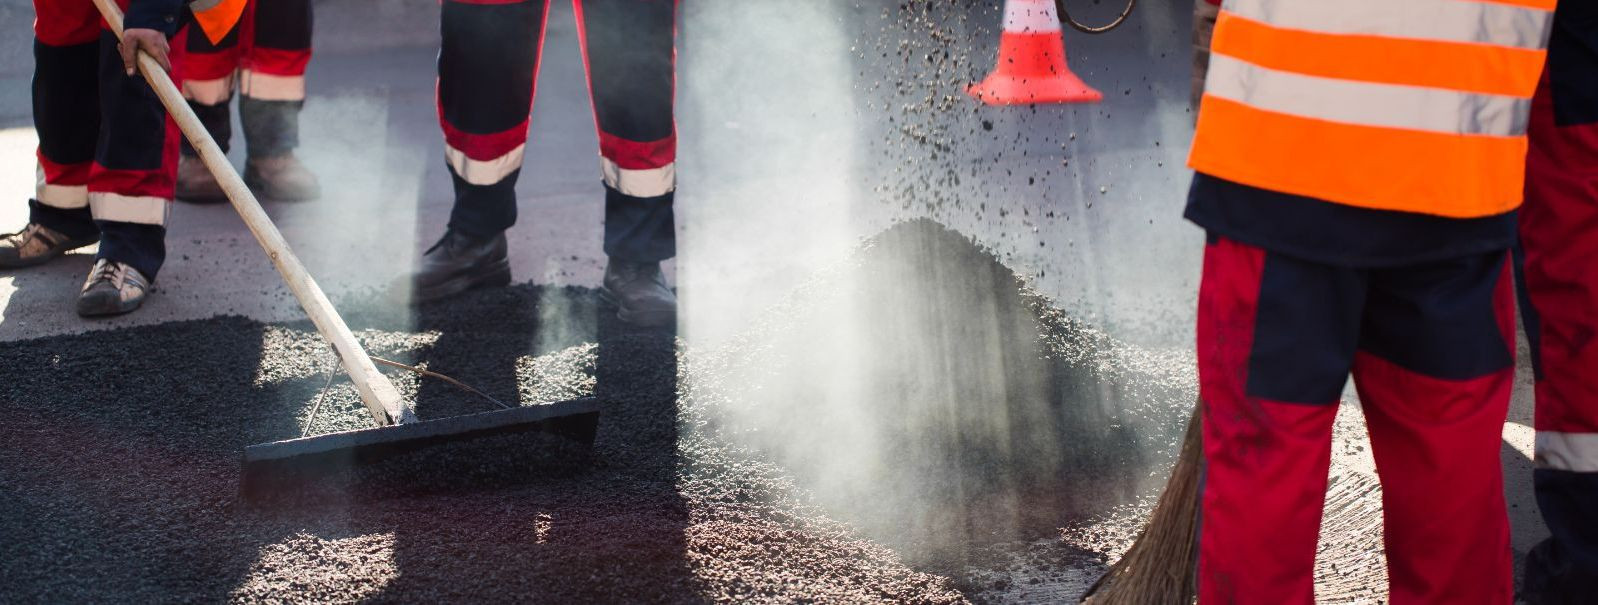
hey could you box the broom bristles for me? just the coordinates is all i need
[1080,401,1203,604]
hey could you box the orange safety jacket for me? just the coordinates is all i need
[188,0,247,45]
[1188,0,1558,218]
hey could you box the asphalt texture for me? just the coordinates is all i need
[0,283,963,602]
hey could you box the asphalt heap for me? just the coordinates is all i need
[0,219,1202,603]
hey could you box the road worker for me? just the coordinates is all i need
[0,0,245,317]
[1515,2,1598,602]
[1185,1,1557,602]
[402,0,679,328]
[174,0,319,202]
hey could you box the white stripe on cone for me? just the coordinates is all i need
[445,143,525,186]
[1538,431,1598,473]
[89,193,170,226]
[1003,0,1062,34]
[1205,54,1531,137]
[240,70,306,102]
[36,165,88,209]
[600,158,676,198]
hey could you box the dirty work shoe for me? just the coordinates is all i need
[175,154,228,204]
[0,223,96,269]
[245,154,321,201]
[602,259,676,327]
[405,229,511,304]
[76,259,151,317]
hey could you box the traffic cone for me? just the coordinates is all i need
[968,0,1103,105]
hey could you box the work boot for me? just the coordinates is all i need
[602,259,676,328]
[0,222,96,269]
[245,154,321,201]
[404,229,511,304]
[175,154,228,204]
[76,258,151,317]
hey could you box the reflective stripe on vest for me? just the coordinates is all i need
[190,0,247,45]
[1188,0,1557,218]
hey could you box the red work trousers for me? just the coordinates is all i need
[1196,235,1517,604]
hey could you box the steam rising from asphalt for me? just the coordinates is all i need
[678,0,1194,574]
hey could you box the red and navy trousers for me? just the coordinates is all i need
[439,0,677,262]
[1196,236,1517,604]
[1515,7,1598,599]
[31,0,183,279]
[177,0,311,158]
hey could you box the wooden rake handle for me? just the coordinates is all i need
[92,0,413,427]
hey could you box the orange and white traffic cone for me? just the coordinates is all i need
[968,0,1102,105]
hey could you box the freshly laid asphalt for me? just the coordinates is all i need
[0,277,967,602]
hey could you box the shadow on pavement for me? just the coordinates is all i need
[0,251,98,340]
[373,289,695,601]
[0,283,697,602]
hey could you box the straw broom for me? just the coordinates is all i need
[1079,401,1202,604]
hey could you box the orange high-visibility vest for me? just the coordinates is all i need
[189,0,247,45]
[1188,0,1558,218]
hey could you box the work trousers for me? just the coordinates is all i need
[1516,63,1598,602]
[439,0,677,263]
[1196,235,1517,604]
[31,0,180,279]
[179,0,312,158]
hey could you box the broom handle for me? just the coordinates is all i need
[92,0,414,427]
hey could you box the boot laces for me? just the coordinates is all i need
[3,224,40,246]
[90,260,124,288]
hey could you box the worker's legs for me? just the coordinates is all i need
[1352,253,1517,604]
[239,0,318,199]
[1517,60,1598,602]
[439,0,548,238]
[89,23,180,284]
[21,0,176,283]
[404,0,548,304]
[11,0,181,315]
[1196,235,1360,604]
[239,0,310,156]
[25,0,104,247]
[573,0,677,264]
[178,10,240,153]
[174,9,240,202]
[574,0,678,327]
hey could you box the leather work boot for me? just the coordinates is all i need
[602,259,676,328]
[76,258,151,317]
[0,223,96,269]
[245,154,321,201]
[404,229,511,304]
[175,154,228,204]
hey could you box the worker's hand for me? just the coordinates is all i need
[118,28,172,76]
